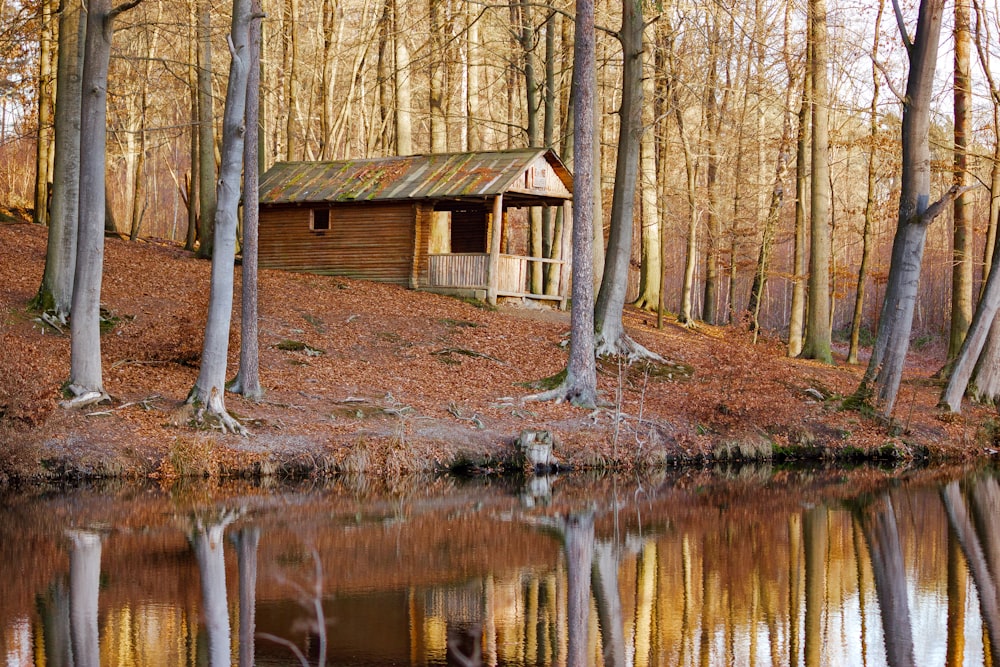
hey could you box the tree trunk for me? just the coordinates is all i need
[594,0,643,355]
[38,0,85,320]
[788,46,811,357]
[848,5,884,365]
[195,0,217,259]
[529,0,597,406]
[231,0,263,401]
[632,37,660,312]
[392,0,412,155]
[427,0,449,254]
[803,507,826,667]
[69,0,141,403]
[702,14,724,326]
[284,0,299,160]
[189,0,251,434]
[800,0,833,363]
[185,0,199,252]
[33,0,56,229]
[948,0,973,362]
[860,0,951,418]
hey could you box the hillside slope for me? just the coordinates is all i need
[0,217,992,482]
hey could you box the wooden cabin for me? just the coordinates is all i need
[257,148,574,305]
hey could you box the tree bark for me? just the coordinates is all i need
[392,0,412,155]
[33,0,55,229]
[189,0,251,434]
[594,0,643,354]
[69,0,142,403]
[788,50,811,357]
[948,0,973,362]
[38,0,85,320]
[859,0,949,418]
[231,0,263,400]
[195,0,217,259]
[632,36,660,312]
[800,0,833,363]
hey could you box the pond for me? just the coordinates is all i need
[1,464,998,666]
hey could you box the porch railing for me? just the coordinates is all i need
[427,253,565,301]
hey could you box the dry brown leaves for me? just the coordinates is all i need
[0,218,994,481]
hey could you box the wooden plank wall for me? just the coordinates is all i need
[259,202,416,285]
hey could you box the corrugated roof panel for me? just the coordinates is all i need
[258,149,573,205]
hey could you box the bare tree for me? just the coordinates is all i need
[188,0,252,433]
[195,0,217,259]
[230,0,264,400]
[800,0,833,363]
[527,0,597,407]
[66,0,144,407]
[857,0,964,418]
[37,0,86,321]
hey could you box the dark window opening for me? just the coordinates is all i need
[311,209,331,232]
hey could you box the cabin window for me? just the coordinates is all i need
[311,209,331,232]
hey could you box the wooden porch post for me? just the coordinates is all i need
[486,194,504,305]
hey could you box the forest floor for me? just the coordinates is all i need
[1,210,997,486]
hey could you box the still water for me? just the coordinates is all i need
[1,465,998,666]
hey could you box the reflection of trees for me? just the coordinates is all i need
[592,539,625,667]
[563,512,595,667]
[803,507,827,667]
[68,530,103,667]
[37,580,72,667]
[233,527,260,667]
[188,512,238,667]
[855,495,915,667]
[941,478,1000,655]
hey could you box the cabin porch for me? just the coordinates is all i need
[425,253,567,307]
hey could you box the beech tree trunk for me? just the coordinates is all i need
[195,0,217,259]
[949,0,973,361]
[594,0,642,354]
[859,0,950,418]
[33,0,55,229]
[632,37,660,312]
[231,0,263,400]
[800,0,833,364]
[69,0,143,403]
[788,50,811,357]
[189,0,251,434]
[392,0,412,155]
[38,0,85,320]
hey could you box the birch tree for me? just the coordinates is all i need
[188,0,252,433]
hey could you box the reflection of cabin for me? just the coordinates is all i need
[257,148,574,305]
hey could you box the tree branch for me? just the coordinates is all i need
[915,184,978,226]
[891,0,912,51]
[109,0,143,21]
[871,57,907,103]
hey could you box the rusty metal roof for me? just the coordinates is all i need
[258,148,573,205]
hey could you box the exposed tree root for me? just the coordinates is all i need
[188,387,249,436]
[60,384,110,409]
[595,332,664,363]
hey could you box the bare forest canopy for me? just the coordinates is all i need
[2,0,999,343]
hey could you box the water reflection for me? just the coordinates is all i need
[2,467,1000,665]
